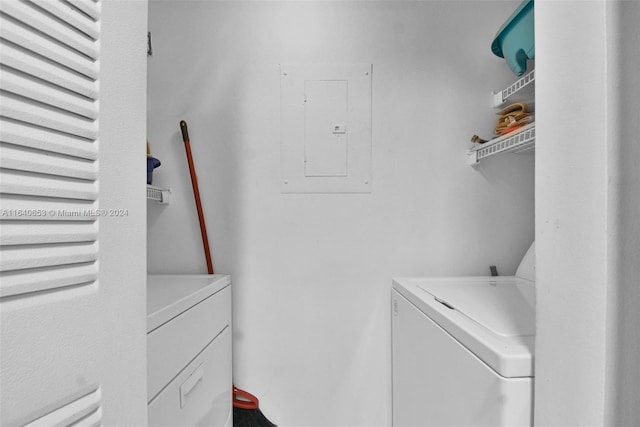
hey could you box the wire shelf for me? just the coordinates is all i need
[147,185,171,204]
[467,123,535,166]
[492,70,535,107]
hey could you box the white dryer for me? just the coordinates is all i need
[147,274,232,427]
[392,243,535,426]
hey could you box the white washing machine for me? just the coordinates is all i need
[392,243,535,426]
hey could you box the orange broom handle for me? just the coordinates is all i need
[180,120,214,274]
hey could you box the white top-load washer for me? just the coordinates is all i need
[392,243,535,427]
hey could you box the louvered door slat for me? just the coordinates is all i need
[0,197,97,219]
[29,0,100,40]
[0,16,97,79]
[68,409,102,427]
[65,0,100,22]
[1,67,98,119]
[1,0,98,59]
[1,169,97,200]
[0,142,97,180]
[22,388,101,427]
[0,221,98,245]
[0,242,98,272]
[0,262,97,298]
[0,118,97,159]
[0,41,97,99]
[1,95,98,139]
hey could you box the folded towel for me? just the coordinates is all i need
[497,102,529,116]
[495,102,534,135]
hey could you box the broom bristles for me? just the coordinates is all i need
[233,406,277,427]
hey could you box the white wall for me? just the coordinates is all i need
[535,1,608,423]
[535,0,640,425]
[147,2,533,426]
[606,1,640,424]
[100,0,149,424]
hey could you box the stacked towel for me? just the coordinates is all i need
[495,102,534,136]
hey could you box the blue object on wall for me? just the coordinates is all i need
[491,0,534,76]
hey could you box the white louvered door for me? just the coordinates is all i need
[0,0,148,425]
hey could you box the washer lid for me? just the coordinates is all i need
[413,277,535,378]
[417,279,535,337]
[393,274,535,378]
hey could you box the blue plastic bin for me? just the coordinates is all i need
[491,0,534,76]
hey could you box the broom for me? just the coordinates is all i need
[180,120,214,274]
[233,386,277,427]
[179,121,276,427]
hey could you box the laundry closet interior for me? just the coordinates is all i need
[1,0,638,426]
[145,0,638,425]
[146,0,536,424]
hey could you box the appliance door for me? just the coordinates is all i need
[392,290,532,427]
[148,327,232,426]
